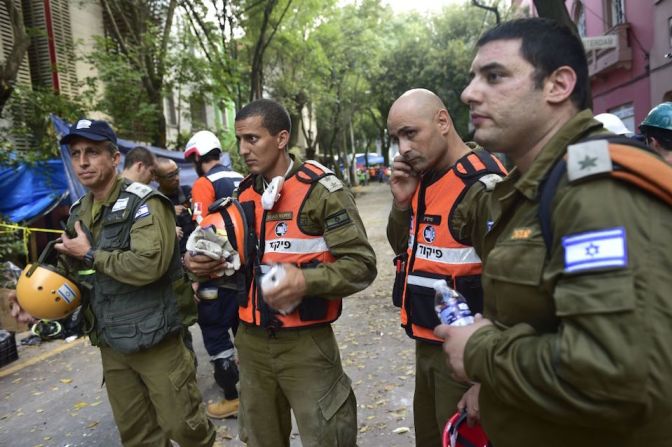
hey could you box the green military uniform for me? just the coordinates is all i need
[387,146,496,447]
[234,156,377,447]
[66,176,215,447]
[454,110,672,446]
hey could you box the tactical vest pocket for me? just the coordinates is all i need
[298,297,329,321]
[98,222,128,250]
[392,253,408,307]
[100,305,169,353]
[297,260,329,321]
[406,270,448,329]
[455,275,483,315]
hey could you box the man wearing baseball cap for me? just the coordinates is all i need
[15,118,216,446]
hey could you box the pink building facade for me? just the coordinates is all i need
[650,0,672,105]
[516,1,661,134]
[564,0,654,133]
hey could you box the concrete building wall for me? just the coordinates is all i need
[650,0,672,104]
[69,0,103,91]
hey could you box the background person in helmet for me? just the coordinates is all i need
[185,129,244,419]
[184,99,377,446]
[11,118,215,447]
[593,113,633,136]
[640,102,672,163]
[185,130,243,222]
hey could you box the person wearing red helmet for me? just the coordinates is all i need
[184,129,244,419]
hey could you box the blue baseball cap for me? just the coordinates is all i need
[60,119,118,145]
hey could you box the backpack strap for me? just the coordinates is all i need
[538,158,567,254]
[538,136,672,256]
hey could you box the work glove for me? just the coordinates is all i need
[185,227,241,277]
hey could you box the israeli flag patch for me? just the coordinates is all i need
[57,283,77,304]
[562,227,627,273]
[134,204,150,220]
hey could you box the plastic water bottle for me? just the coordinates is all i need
[433,280,474,326]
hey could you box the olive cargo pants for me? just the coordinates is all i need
[236,324,357,447]
[414,341,470,447]
[100,333,216,447]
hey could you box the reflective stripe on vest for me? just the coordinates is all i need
[237,162,342,328]
[413,244,481,264]
[207,170,244,182]
[264,237,329,255]
[401,151,504,343]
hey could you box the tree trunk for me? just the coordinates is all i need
[0,0,31,117]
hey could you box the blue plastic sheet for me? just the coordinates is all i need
[0,116,228,223]
[355,153,385,166]
[0,159,69,223]
[52,115,225,202]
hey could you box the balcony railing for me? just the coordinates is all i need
[586,23,632,78]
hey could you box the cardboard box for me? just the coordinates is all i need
[0,288,29,333]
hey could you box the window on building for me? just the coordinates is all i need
[190,96,207,130]
[166,95,177,126]
[605,0,625,29]
[573,2,587,38]
[608,102,635,134]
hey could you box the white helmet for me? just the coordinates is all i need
[184,130,222,160]
[594,113,632,136]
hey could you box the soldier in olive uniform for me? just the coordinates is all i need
[185,99,377,446]
[424,19,672,447]
[386,89,505,446]
[54,120,215,446]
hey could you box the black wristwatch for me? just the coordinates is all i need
[83,248,95,268]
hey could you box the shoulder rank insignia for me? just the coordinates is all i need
[319,175,343,192]
[126,182,153,198]
[567,139,613,182]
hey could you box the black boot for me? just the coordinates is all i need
[213,357,239,400]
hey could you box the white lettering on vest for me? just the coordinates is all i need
[265,237,328,254]
[415,244,481,264]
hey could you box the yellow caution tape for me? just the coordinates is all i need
[0,223,63,263]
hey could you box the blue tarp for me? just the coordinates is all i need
[52,115,230,202]
[355,153,385,166]
[0,159,69,223]
[0,115,231,223]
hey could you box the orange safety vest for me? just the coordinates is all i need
[237,161,342,328]
[400,151,506,342]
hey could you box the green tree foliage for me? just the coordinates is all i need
[85,39,160,144]
[0,0,31,116]
[98,0,178,147]
[0,84,92,165]
[369,4,502,159]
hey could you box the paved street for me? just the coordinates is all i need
[0,182,420,446]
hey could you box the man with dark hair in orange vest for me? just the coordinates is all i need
[184,98,377,446]
[387,89,506,446]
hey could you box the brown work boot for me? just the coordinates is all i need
[206,398,239,419]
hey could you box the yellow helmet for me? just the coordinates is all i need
[16,241,81,320]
